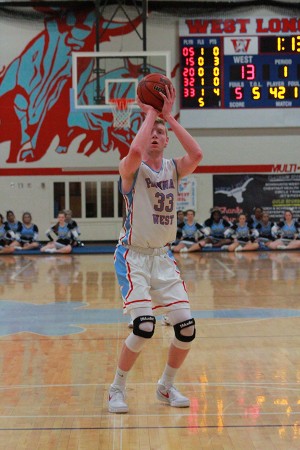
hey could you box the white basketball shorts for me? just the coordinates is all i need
[114,245,190,315]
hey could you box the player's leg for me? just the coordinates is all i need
[120,307,156,368]
[110,247,154,413]
[109,307,155,413]
[150,252,194,407]
[157,308,195,407]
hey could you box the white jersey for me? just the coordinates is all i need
[119,158,178,249]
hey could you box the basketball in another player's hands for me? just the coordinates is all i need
[137,73,173,112]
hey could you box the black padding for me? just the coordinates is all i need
[173,318,196,342]
[133,315,156,339]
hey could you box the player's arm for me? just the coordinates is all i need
[119,100,159,193]
[161,85,203,179]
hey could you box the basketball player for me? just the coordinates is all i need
[109,84,203,413]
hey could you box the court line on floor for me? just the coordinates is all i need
[10,261,34,280]
[214,258,236,276]
[199,317,300,328]
[112,415,122,450]
[0,423,299,431]
[120,416,123,450]
[0,410,299,419]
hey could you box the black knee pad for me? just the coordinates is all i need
[173,318,196,342]
[133,315,156,339]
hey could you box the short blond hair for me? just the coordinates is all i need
[154,117,168,136]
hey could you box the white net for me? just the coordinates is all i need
[111,99,134,129]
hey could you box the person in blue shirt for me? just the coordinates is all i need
[172,209,204,252]
[0,213,15,253]
[4,210,22,247]
[41,211,79,254]
[226,213,259,252]
[63,209,84,247]
[14,212,40,250]
[248,206,263,228]
[267,209,300,250]
[184,208,232,252]
[254,211,275,249]
[175,210,185,240]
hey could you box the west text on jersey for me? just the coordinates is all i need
[152,214,175,225]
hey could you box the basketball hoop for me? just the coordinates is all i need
[111,99,134,129]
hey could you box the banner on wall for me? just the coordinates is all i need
[178,177,197,211]
[0,7,146,168]
[213,174,300,221]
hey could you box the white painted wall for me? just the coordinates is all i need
[4,175,124,241]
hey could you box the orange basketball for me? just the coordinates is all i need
[137,73,172,112]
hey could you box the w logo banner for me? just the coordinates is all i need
[224,36,257,56]
[231,39,251,53]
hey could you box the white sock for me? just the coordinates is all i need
[159,364,178,387]
[112,367,128,389]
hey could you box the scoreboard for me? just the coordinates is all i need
[179,16,300,128]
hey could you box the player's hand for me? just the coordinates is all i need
[136,97,159,114]
[160,84,175,118]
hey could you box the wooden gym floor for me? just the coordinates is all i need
[0,250,300,449]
